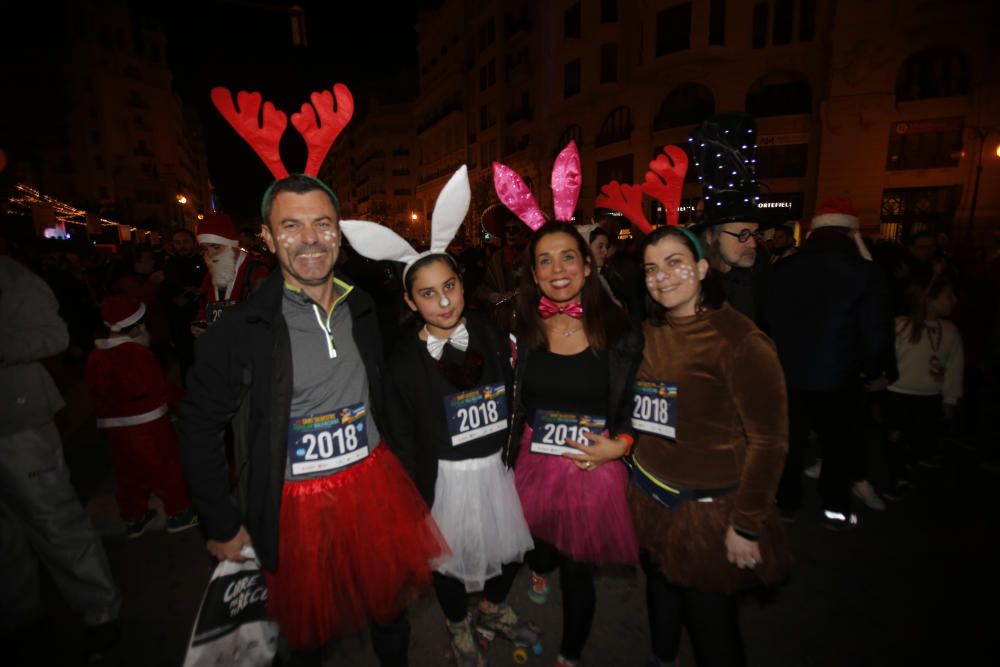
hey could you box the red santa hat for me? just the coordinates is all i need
[196,213,239,247]
[811,198,860,230]
[100,295,146,332]
[810,197,871,260]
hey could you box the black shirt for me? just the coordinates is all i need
[522,348,610,420]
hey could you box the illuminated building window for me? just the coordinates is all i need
[600,44,618,84]
[596,107,632,147]
[880,186,963,239]
[653,83,715,130]
[746,71,811,117]
[895,48,970,102]
[885,118,963,171]
[656,3,692,56]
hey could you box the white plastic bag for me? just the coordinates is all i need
[182,546,278,667]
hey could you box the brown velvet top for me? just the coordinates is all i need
[633,304,788,534]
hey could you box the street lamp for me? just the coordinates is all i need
[176,194,188,205]
[411,212,418,222]
[964,126,999,242]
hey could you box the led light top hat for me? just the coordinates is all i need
[209,83,354,219]
[688,112,761,228]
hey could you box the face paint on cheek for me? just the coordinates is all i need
[320,230,338,245]
[673,265,695,282]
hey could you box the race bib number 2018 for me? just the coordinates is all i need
[444,382,509,446]
[529,411,607,456]
[287,403,369,478]
[631,380,678,439]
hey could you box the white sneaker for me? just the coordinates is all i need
[804,459,822,479]
[852,480,886,511]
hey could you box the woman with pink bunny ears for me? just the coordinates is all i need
[494,142,642,667]
[340,166,540,667]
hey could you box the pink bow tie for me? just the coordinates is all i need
[538,296,583,319]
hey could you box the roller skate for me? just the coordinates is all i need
[476,601,543,664]
[445,614,486,667]
[527,570,550,605]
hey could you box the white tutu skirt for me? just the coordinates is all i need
[431,450,534,592]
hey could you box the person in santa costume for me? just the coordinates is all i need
[765,197,891,529]
[180,82,447,666]
[85,295,199,538]
[192,212,271,333]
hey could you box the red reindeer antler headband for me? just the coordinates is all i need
[210,83,354,179]
[596,145,689,234]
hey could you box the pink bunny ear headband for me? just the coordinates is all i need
[492,141,582,231]
[339,166,471,282]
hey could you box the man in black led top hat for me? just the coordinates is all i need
[688,113,769,324]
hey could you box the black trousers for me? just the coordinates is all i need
[641,551,744,667]
[883,392,943,480]
[525,539,595,661]
[778,386,863,514]
[275,613,410,667]
[433,563,521,623]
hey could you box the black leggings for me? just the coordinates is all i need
[525,539,596,661]
[433,563,521,623]
[275,612,409,667]
[642,551,744,667]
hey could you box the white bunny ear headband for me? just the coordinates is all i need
[340,165,471,282]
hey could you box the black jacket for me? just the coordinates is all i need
[179,271,386,572]
[765,228,888,392]
[383,313,512,505]
[502,327,644,467]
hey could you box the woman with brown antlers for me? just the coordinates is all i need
[600,146,790,667]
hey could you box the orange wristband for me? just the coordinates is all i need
[614,433,635,457]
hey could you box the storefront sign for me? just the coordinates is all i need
[758,132,809,147]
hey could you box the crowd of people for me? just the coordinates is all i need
[1,100,998,667]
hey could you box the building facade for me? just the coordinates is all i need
[27,0,210,234]
[401,0,996,244]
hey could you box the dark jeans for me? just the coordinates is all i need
[432,563,521,622]
[525,539,596,661]
[778,386,863,514]
[275,613,410,667]
[641,551,744,667]
[883,392,943,481]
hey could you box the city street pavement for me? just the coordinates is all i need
[31,358,997,666]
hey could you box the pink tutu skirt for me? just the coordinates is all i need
[514,425,638,565]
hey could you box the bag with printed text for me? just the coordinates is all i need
[182,547,278,667]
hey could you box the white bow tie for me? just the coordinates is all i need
[425,323,469,360]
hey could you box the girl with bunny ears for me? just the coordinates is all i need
[340,166,540,667]
[492,142,642,667]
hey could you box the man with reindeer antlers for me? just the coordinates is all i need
[179,83,447,666]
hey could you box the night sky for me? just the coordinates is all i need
[1,0,434,221]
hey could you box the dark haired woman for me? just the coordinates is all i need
[586,225,640,318]
[884,275,963,498]
[507,221,641,667]
[628,226,790,667]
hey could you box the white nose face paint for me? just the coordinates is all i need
[439,295,451,309]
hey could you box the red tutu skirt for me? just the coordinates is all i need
[514,426,638,565]
[265,444,448,651]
